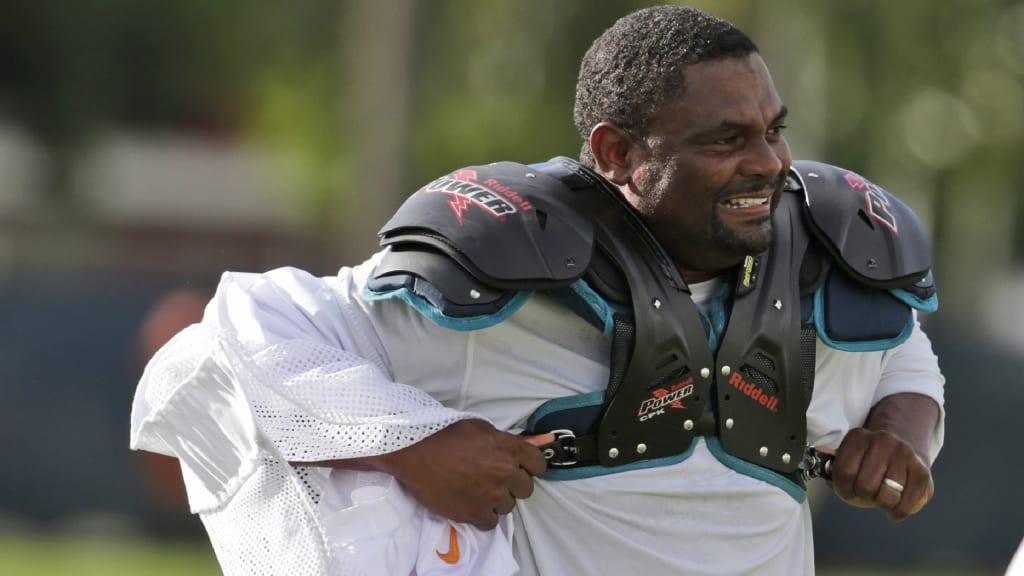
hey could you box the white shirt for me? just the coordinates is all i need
[130,254,945,575]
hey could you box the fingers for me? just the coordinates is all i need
[462,476,518,530]
[469,460,530,529]
[830,428,871,504]
[394,421,549,530]
[508,462,535,499]
[516,435,550,477]
[831,428,933,521]
[470,510,501,531]
[523,432,555,448]
[462,433,545,529]
[872,473,904,513]
[494,493,517,516]
[887,462,933,522]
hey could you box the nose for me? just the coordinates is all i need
[740,137,789,179]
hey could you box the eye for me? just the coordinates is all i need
[767,125,788,138]
[714,134,739,146]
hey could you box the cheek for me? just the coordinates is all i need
[638,161,675,191]
[632,161,677,215]
[775,138,793,168]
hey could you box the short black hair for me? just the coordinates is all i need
[574,5,758,167]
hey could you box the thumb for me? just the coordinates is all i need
[522,433,555,448]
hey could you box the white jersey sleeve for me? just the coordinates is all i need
[806,314,945,464]
[128,257,506,575]
[131,260,477,496]
[208,264,477,464]
[873,316,946,463]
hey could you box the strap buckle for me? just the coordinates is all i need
[540,429,578,467]
[799,445,834,482]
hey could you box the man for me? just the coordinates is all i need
[130,5,944,574]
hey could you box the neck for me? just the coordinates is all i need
[670,246,748,286]
[681,266,729,285]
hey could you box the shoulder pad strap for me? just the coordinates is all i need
[377,161,594,291]
[791,160,932,290]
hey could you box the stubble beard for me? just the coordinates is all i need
[641,158,777,264]
[711,209,775,256]
[710,173,784,257]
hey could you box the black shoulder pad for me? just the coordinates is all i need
[791,160,932,289]
[377,161,594,291]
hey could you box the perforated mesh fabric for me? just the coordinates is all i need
[200,454,333,575]
[204,332,471,574]
[219,333,471,463]
[132,267,479,575]
[143,324,210,410]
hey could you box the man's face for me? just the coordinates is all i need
[626,53,792,280]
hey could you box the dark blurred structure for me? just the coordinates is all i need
[0,227,327,538]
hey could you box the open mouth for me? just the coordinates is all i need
[720,191,773,211]
[722,195,771,208]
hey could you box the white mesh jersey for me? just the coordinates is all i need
[130,252,945,575]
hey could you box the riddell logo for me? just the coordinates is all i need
[728,372,779,412]
[637,377,694,421]
[423,170,530,224]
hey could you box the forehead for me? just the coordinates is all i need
[654,53,784,133]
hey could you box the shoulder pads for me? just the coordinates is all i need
[376,161,594,291]
[791,160,932,290]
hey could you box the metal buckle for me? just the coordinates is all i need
[541,429,578,467]
[799,445,834,482]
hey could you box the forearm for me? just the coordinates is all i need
[296,419,548,530]
[294,448,409,473]
[863,392,940,466]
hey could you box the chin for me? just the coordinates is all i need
[721,223,774,256]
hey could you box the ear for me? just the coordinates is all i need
[589,122,642,186]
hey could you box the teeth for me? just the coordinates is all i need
[724,197,768,208]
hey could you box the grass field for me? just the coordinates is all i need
[0,535,221,576]
[0,534,1001,575]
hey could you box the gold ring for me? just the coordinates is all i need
[883,477,905,494]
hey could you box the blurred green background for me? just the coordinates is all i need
[0,0,1021,574]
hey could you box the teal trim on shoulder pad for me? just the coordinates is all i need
[362,284,534,331]
[705,437,806,503]
[570,279,616,335]
[813,288,914,352]
[526,390,604,431]
[527,390,698,480]
[541,442,697,481]
[890,288,938,313]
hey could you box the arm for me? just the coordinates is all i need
[830,392,938,521]
[304,419,547,530]
[829,319,944,521]
[133,264,545,528]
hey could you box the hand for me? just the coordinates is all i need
[829,427,933,522]
[376,419,547,530]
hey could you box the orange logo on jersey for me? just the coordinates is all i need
[436,525,460,564]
